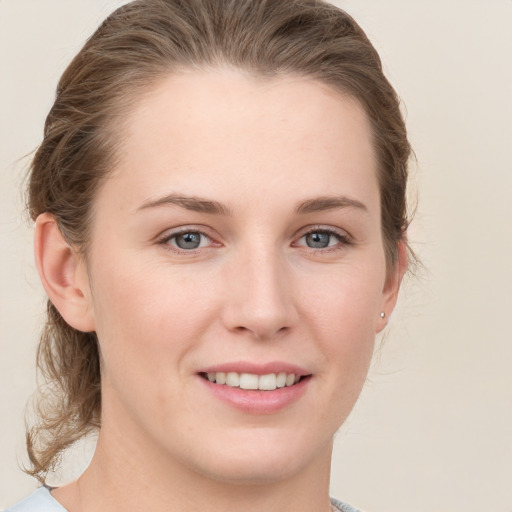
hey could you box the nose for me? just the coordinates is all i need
[220,247,299,340]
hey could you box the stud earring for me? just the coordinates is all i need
[380,312,386,318]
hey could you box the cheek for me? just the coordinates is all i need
[306,261,384,336]
[89,257,213,380]
[301,261,384,386]
[87,264,212,429]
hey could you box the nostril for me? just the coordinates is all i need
[232,324,290,340]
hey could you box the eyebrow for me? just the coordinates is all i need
[295,195,368,214]
[136,194,232,216]
[136,193,366,216]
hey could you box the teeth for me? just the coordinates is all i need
[276,372,287,388]
[226,372,240,387]
[258,373,277,391]
[205,371,301,390]
[239,373,259,390]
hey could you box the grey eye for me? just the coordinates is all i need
[174,232,203,250]
[305,232,332,248]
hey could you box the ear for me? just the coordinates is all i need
[34,213,96,332]
[375,240,408,333]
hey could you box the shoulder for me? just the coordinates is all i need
[5,487,68,512]
[330,496,364,512]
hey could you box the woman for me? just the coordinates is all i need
[7,1,411,511]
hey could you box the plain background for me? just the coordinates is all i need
[1,1,511,511]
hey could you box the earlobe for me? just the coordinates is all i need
[34,213,96,332]
[375,240,408,333]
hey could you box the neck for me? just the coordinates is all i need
[53,420,333,512]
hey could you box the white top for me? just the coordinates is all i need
[6,488,67,512]
[6,487,362,512]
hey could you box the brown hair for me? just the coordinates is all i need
[26,0,412,482]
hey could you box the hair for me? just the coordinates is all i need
[26,0,412,482]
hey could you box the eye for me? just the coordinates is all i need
[295,228,350,250]
[160,230,212,251]
[304,232,334,249]
[174,232,205,250]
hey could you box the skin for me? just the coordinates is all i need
[36,69,405,512]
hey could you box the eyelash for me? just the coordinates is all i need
[157,227,216,253]
[157,226,352,254]
[294,227,352,253]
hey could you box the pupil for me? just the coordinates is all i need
[306,232,330,248]
[176,232,201,249]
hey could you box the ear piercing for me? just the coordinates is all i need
[380,312,386,318]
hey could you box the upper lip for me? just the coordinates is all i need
[198,361,310,376]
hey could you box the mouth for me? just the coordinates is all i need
[199,371,311,391]
[197,365,312,413]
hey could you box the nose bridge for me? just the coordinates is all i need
[222,242,297,339]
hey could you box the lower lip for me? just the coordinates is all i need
[198,375,311,414]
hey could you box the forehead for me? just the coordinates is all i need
[101,68,379,214]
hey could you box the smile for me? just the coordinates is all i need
[201,371,303,391]
[197,362,312,413]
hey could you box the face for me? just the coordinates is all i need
[80,69,399,484]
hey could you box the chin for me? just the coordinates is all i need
[183,429,332,486]
[195,455,305,486]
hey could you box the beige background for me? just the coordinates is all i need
[1,1,511,511]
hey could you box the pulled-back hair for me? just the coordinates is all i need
[26,0,412,482]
